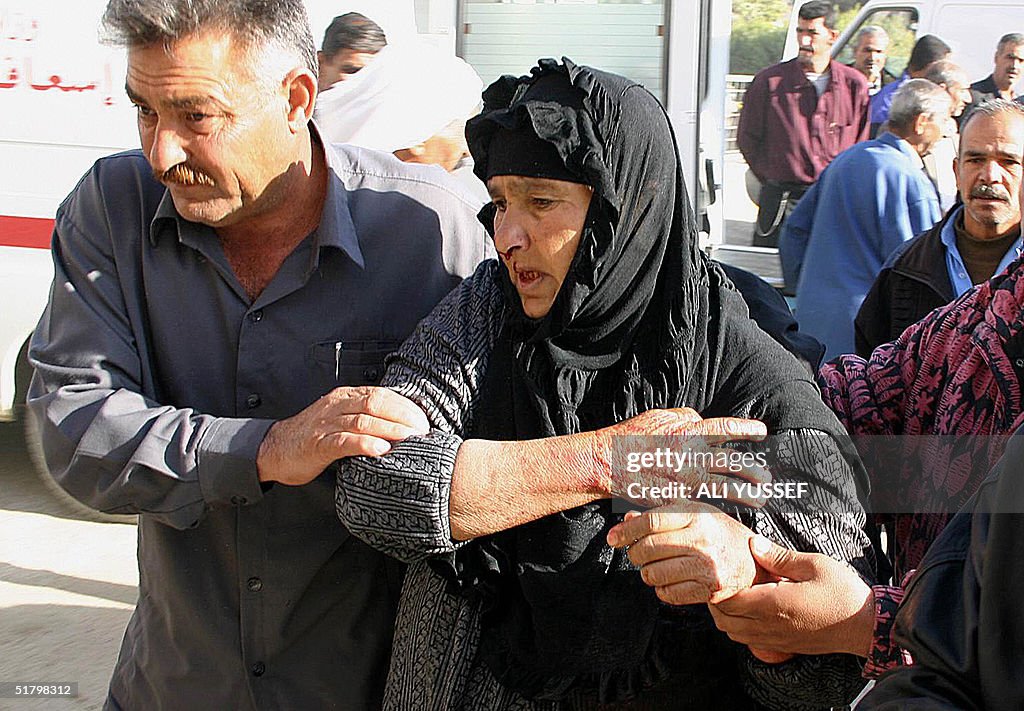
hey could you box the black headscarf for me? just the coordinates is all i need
[469,58,706,428]
[456,59,852,705]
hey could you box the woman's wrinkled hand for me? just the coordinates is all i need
[606,503,762,605]
[593,407,771,508]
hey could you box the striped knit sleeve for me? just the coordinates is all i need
[336,261,505,561]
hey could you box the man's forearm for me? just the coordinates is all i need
[27,383,270,529]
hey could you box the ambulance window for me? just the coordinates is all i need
[458,0,667,102]
[834,9,919,78]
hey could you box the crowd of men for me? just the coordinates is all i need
[22,0,1024,708]
[741,1,1024,365]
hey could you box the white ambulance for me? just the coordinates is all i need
[0,0,732,515]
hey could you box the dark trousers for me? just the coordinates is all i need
[752,181,809,248]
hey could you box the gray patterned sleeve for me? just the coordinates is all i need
[336,261,505,562]
[738,426,874,708]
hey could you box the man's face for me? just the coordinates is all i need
[955,112,1024,239]
[795,16,837,68]
[918,110,954,157]
[994,42,1024,91]
[317,49,376,91]
[853,34,888,80]
[943,79,972,118]
[126,32,296,229]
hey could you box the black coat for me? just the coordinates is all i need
[720,262,825,370]
[959,74,1001,128]
[854,210,955,357]
[860,430,1024,710]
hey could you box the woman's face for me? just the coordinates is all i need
[487,175,593,318]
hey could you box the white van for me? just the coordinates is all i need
[0,0,734,513]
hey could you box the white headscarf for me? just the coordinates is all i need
[314,42,483,153]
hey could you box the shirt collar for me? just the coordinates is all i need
[940,205,1024,297]
[313,121,364,267]
[876,130,925,169]
[147,121,365,269]
[940,205,965,251]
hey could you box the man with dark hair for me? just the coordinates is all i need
[967,32,1024,114]
[871,34,952,136]
[317,12,387,91]
[738,0,869,248]
[780,79,948,360]
[855,99,1024,356]
[25,0,490,708]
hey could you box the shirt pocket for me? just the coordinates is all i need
[309,339,401,387]
[824,93,858,158]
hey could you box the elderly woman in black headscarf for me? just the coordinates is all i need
[337,59,873,709]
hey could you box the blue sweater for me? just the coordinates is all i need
[781,131,941,360]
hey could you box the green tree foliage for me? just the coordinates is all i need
[731,22,789,74]
[731,0,791,75]
[733,0,792,24]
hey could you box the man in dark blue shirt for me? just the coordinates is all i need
[26,1,489,708]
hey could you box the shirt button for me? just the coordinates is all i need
[251,662,265,677]
[959,273,967,279]
[1015,358,1024,368]
[249,309,263,323]
[230,495,247,506]
[246,393,261,409]
[363,366,381,382]
[247,577,263,592]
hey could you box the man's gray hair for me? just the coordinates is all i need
[101,0,318,78]
[923,60,968,89]
[960,98,1024,144]
[997,32,1024,53]
[855,25,889,46]
[887,78,952,132]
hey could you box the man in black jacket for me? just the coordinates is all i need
[859,429,1024,710]
[964,33,1024,120]
[854,100,1024,356]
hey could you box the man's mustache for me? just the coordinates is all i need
[971,184,1011,202]
[157,163,215,187]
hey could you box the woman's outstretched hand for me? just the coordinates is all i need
[593,407,771,508]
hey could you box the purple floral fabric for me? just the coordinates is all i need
[819,255,1024,676]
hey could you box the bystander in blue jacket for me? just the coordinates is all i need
[781,80,950,360]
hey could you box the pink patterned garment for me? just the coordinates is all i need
[819,255,1024,676]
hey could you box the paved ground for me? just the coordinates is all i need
[715,152,784,286]
[0,418,137,711]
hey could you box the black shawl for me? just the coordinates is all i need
[453,58,859,706]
